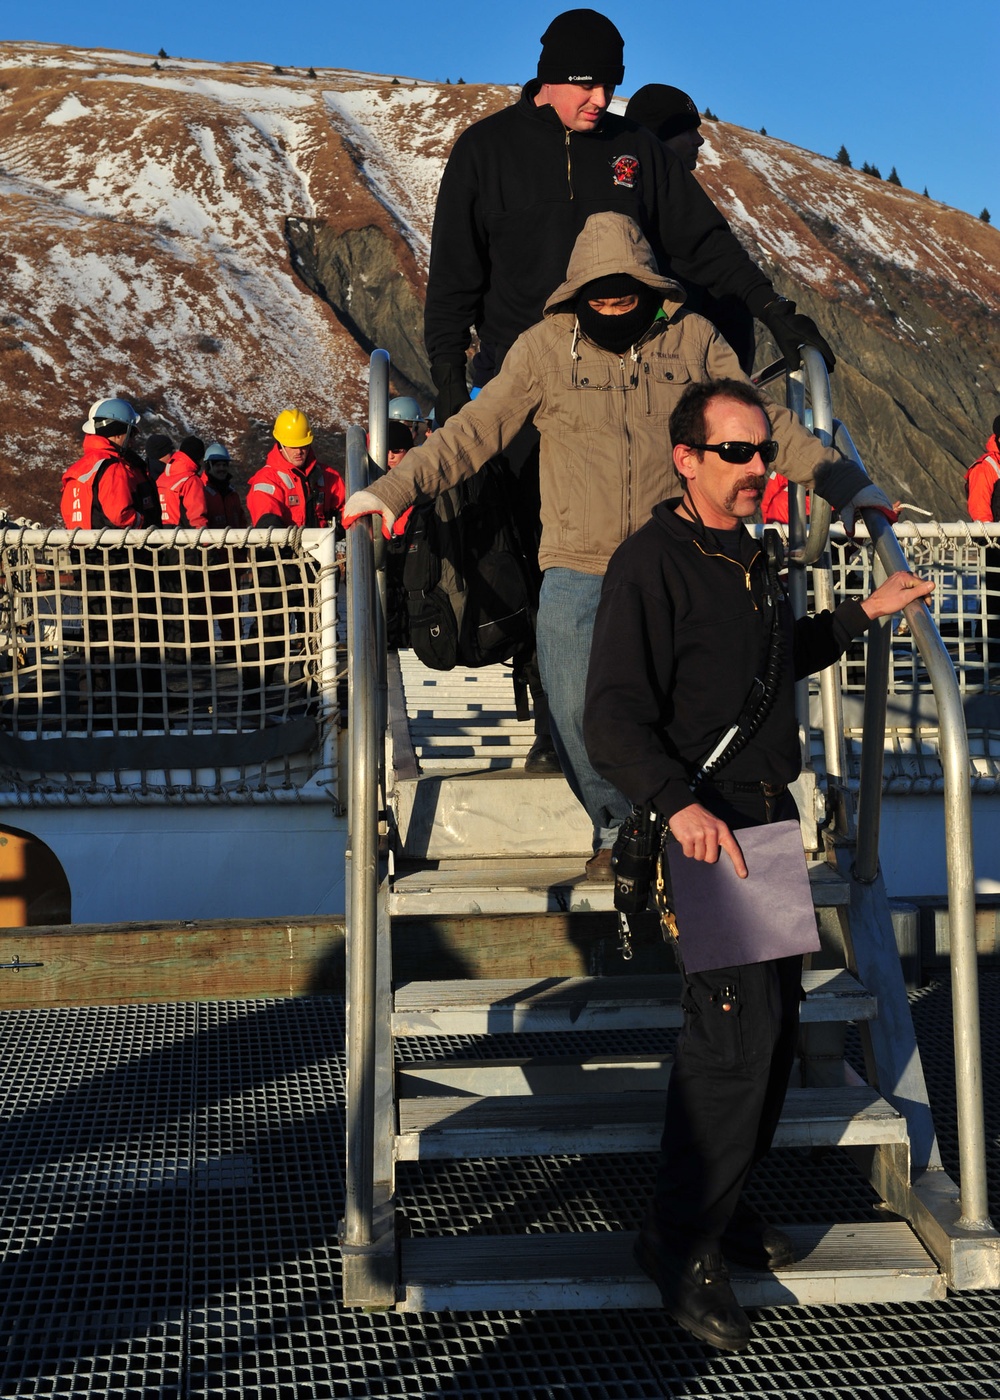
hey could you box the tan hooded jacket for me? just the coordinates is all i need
[367,212,868,575]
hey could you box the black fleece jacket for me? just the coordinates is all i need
[425,82,776,367]
[584,501,871,820]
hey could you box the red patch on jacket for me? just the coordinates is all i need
[611,154,639,189]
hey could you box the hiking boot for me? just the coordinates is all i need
[634,1228,752,1352]
[721,1201,796,1271]
[524,736,562,774]
[585,848,615,882]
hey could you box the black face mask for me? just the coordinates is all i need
[575,285,662,355]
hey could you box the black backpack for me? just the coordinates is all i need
[401,461,537,670]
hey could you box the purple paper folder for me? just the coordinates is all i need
[665,819,821,974]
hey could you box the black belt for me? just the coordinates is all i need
[698,778,787,798]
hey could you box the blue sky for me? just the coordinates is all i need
[9,0,998,219]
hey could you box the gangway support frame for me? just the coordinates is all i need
[830,839,1000,1290]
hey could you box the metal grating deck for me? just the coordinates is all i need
[1,981,999,1398]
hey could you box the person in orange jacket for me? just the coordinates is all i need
[60,396,161,714]
[247,410,345,528]
[760,472,811,525]
[158,436,210,528]
[202,442,248,528]
[61,397,160,528]
[966,415,1000,523]
[966,415,1000,674]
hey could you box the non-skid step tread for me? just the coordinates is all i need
[392,968,875,1034]
[390,855,849,915]
[398,1222,944,1311]
[395,1085,906,1159]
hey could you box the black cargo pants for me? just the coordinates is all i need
[651,785,804,1258]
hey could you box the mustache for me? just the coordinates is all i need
[724,475,767,509]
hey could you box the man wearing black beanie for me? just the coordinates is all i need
[423,7,835,773]
[425,6,834,420]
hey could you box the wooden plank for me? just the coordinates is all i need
[398,1223,944,1311]
[0,917,346,1008]
[392,968,876,1035]
[395,1086,906,1160]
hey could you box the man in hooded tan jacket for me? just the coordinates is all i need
[344,212,892,869]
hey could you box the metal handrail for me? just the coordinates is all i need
[796,346,834,566]
[343,420,380,1253]
[343,349,393,1268]
[800,362,989,1227]
[858,507,989,1228]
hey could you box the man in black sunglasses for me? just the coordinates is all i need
[585,377,930,1351]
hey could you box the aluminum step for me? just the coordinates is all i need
[390,854,850,915]
[393,772,593,860]
[392,968,876,1036]
[395,1085,907,1160]
[398,1222,945,1311]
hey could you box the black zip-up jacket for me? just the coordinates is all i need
[584,501,871,820]
[424,82,776,367]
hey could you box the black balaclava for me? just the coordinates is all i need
[575,274,662,354]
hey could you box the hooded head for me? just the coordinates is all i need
[544,212,683,327]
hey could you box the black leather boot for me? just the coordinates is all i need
[721,1200,796,1271]
[634,1227,752,1351]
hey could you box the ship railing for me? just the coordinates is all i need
[782,349,989,1232]
[0,524,341,803]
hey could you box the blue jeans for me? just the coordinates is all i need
[536,567,632,850]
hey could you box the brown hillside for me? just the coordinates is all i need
[0,43,997,522]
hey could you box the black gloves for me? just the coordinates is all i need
[431,359,471,426]
[760,296,836,372]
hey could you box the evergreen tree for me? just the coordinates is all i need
[158,47,168,59]
[759,127,767,135]
[391,77,400,85]
[887,166,901,186]
[152,60,161,70]
[308,66,317,79]
[923,187,930,198]
[273,65,284,74]
[836,145,851,167]
[982,209,992,224]
[862,162,882,179]
[702,107,718,120]
[458,77,465,84]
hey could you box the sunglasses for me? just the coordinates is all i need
[688,440,780,466]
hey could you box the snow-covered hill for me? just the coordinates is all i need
[0,41,997,521]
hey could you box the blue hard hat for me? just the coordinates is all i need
[388,396,422,423]
[83,396,139,435]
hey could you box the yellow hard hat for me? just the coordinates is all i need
[272,408,313,447]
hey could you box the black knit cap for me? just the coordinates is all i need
[146,433,173,461]
[993,414,1000,440]
[625,83,701,141]
[178,435,205,464]
[537,9,625,87]
[386,420,414,453]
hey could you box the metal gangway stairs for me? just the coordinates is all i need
[342,349,1000,1312]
